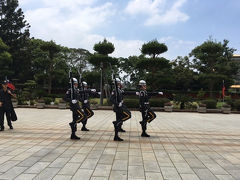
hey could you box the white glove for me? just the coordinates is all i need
[136,92,140,96]
[91,89,96,92]
[71,99,77,104]
[84,100,88,103]
[98,92,101,95]
[118,102,122,107]
[158,92,163,95]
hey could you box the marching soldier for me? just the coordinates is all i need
[64,77,87,140]
[138,80,163,137]
[110,78,131,141]
[79,81,98,131]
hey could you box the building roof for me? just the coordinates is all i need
[233,54,240,58]
[230,85,240,89]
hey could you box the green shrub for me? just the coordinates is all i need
[124,99,139,108]
[90,99,98,105]
[43,97,53,105]
[30,100,35,105]
[201,99,217,109]
[222,103,231,108]
[17,96,27,105]
[34,89,47,98]
[104,98,112,106]
[185,102,198,110]
[197,89,205,100]
[173,94,193,109]
[233,100,240,111]
[149,98,170,107]
[224,96,233,106]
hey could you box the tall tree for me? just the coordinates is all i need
[141,40,168,58]
[190,38,238,96]
[0,0,30,80]
[62,47,92,73]
[172,56,195,91]
[30,39,65,94]
[40,40,62,94]
[0,38,12,80]
[118,56,145,88]
[137,40,173,90]
[89,39,117,105]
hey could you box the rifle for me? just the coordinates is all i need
[77,67,86,102]
[109,63,120,105]
[69,67,75,101]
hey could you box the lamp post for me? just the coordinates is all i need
[100,62,103,106]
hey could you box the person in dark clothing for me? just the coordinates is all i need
[0,80,17,131]
[110,78,131,141]
[137,80,163,137]
[79,81,98,131]
[64,78,87,140]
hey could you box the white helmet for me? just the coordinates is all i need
[115,78,121,83]
[139,80,146,86]
[82,81,87,87]
[72,78,78,84]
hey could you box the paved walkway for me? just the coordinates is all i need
[0,109,240,180]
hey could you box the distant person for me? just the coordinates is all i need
[0,80,17,131]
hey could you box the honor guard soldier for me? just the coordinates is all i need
[138,80,163,137]
[64,77,87,140]
[110,78,131,141]
[79,81,98,131]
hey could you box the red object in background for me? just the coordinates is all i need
[222,86,225,97]
[7,83,16,90]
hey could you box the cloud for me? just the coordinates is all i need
[125,0,189,26]
[158,36,196,60]
[24,1,114,35]
[19,0,193,59]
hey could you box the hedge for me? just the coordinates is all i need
[149,98,170,107]
[233,100,240,111]
[123,98,171,108]
[201,99,217,109]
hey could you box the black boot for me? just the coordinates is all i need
[119,127,126,132]
[113,121,123,141]
[114,130,123,141]
[69,123,80,140]
[71,134,80,140]
[0,126,4,131]
[81,126,89,131]
[141,131,150,137]
[9,125,13,129]
[140,121,150,137]
[114,135,124,141]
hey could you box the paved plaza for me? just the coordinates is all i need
[0,109,240,180]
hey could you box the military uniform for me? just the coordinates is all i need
[79,89,95,131]
[110,87,131,141]
[64,87,87,139]
[138,90,157,137]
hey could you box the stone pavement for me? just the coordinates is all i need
[0,109,240,180]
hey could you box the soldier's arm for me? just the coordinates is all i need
[148,91,163,97]
[123,91,138,95]
[64,90,71,102]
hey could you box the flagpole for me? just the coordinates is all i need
[223,80,224,103]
